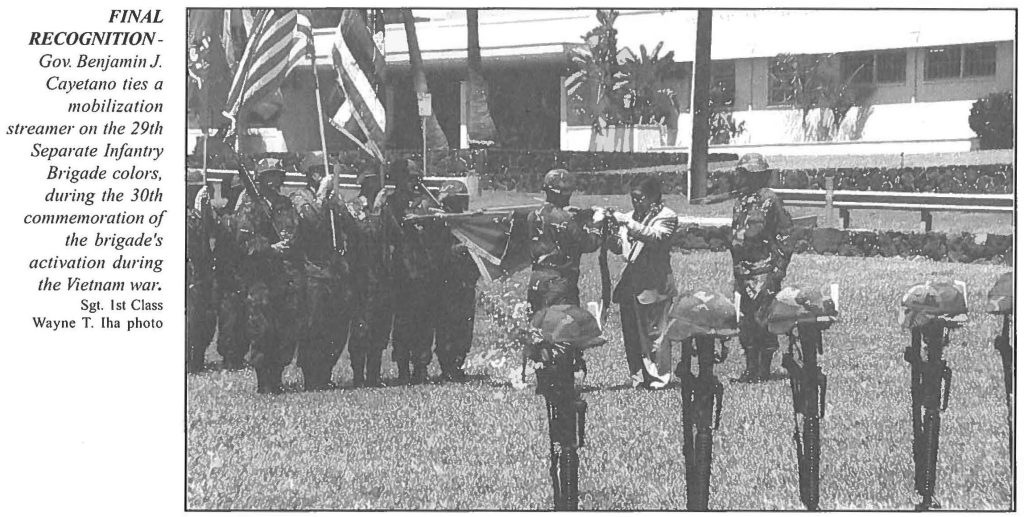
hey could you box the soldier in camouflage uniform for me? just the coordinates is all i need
[527,169,603,313]
[333,166,396,388]
[379,158,444,385]
[730,153,794,383]
[435,181,480,383]
[210,186,248,371]
[290,170,352,391]
[186,170,216,373]
[235,158,304,394]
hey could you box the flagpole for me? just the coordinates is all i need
[309,42,337,200]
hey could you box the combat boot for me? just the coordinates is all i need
[395,361,411,386]
[351,355,366,388]
[733,350,760,383]
[365,352,385,388]
[759,350,780,381]
[411,364,429,385]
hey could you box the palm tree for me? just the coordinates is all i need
[403,9,449,152]
[466,9,497,146]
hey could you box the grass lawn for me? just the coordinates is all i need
[188,246,1013,509]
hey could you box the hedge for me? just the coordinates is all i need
[187,148,1013,195]
[671,226,1013,265]
[707,164,1014,195]
[186,148,737,194]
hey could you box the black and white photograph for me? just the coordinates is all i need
[184,7,1015,510]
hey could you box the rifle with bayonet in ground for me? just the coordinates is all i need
[898,280,967,511]
[768,284,839,511]
[663,290,738,510]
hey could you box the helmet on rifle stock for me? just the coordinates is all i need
[664,290,738,341]
[531,304,606,349]
[543,169,576,195]
[767,284,839,335]
[736,153,770,174]
[987,271,1013,315]
[897,280,967,329]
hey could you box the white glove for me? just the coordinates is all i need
[592,207,606,223]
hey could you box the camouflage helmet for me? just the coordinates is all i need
[299,151,336,181]
[531,304,606,349]
[767,284,840,335]
[897,280,968,329]
[987,271,1013,314]
[542,169,576,195]
[736,153,770,174]
[664,290,739,341]
[255,157,286,184]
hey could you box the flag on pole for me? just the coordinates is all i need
[327,9,387,162]
[222,9,309,133]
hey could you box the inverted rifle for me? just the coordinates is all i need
[781,324,829,511]
[904,319,954,511]
[534,347,587,510]
[993,314,1014,464]
[677,336,728,510]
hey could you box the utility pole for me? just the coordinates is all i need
[689,9,713,201]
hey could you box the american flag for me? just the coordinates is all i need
[328,9,387,162]
[222,9,309,132]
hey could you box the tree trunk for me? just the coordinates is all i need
[688,9,713,200]
[466,9,497,145]
[403,9,449,152]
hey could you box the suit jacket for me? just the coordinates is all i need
[610,204,678,304]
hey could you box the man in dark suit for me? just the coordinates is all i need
[604,176,678,389]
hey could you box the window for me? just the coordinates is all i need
[876,51,907,83]
[768,58,797,105]
[925,44,997,80]
[841,53,874,84]
[964,44,997,77]
[842,51,906,85]
[925,46,962,79]
[710,61,735,107]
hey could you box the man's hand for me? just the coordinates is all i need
[271,240,291,252]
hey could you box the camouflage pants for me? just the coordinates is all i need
[349,290,392,382]
[245,264,304,393]
[392,278,437,369]
[436,283,476,373]
[215,277,246,370]
[186,278,215,373]
[736,273,782,353]
[297,272,350,390]
[528,269,580,313]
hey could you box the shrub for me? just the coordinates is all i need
[969,91,1013,150]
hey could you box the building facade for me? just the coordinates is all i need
[187,9,1014,155]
